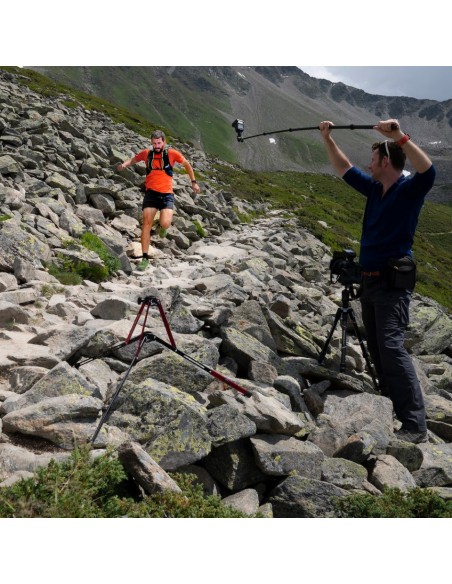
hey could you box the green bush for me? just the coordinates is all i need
[80,232,121,276]
[0,446,249,518]
[335,487,452,518]
[48,256,108,285]
[0,214,12,222]
[193,220,207,238]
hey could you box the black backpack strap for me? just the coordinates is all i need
[146,146,173,176]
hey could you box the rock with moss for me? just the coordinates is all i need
[250,434,324,478]
[206,404,256,447]
[109,378,212,470]
[1,362,98,414]
[0,220,51,271]
[321,457,369,491]
[412,443,452,487]
[126,350,215,395]
[2,394,102,449]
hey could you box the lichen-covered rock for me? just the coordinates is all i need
[250,434,324,478]
[109,378,212,470]
[2,394,102,449]
[1,362,98,414]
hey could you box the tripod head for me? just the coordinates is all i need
[137,295,161,306]
[340,284,359,307]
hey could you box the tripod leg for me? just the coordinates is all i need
[348,309,379,389]
[91,336,145,444]
[339,310,349,373]
[318,309,342,364]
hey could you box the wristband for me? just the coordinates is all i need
[191,180,197,184]
[396,134,410,147]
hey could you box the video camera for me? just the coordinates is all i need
[330,249,362,286]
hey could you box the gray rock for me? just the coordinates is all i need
[333,431,378,463]
[0,221,51,271]
[248,361,278,383]
[309,393,394,457]
[0,443,69,482]
[2,394,102,449]
[0,301,30,326]
[91,296,137,320]
[250,434,324,478]
[208,389,305,436]
[206,404,256,446]
[222,488,260,516]
[203,439,267,491]
[412,443,452,487]
[227,300,277,351]
[264,307,320,358]
[9,366,52,394]
[369,455,417,491]
[321,457,369,490]
[386,441,424,472]
[118,441,181,495]
[273,375,307,412]
[220,327,283,373]
[1,361,98,414]
[269,476,349,518]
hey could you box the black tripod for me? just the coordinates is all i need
[318,284,378,389]
[75,295,252,444]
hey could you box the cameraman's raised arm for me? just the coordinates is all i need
[319,121,353,177]
[374,119,433,174]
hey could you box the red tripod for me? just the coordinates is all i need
[75,295,252,443]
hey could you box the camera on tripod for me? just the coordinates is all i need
[330,248,362,286]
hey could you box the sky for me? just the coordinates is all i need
[299,66,452,101]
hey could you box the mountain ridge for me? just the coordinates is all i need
[30,66,452,204]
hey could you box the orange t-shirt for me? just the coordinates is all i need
[135,148,186,193]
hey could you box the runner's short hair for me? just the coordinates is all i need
[151,130,166,141]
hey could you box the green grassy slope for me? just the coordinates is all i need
[209,164,452,310]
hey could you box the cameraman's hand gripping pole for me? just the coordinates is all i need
[81,296,252,444]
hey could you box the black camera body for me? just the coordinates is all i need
[330,249,361,286]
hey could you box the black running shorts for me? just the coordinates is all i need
[142,190,174,210]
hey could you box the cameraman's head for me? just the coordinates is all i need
[369,140,406,180]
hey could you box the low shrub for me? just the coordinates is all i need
[335,487,452,518]
[0,446,249,518]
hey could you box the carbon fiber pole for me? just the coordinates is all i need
[237,122,399,142]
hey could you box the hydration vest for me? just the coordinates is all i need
[145,146,173,177]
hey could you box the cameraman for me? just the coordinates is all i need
[319,119,435,444]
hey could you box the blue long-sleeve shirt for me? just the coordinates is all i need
[343,165,436,271]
